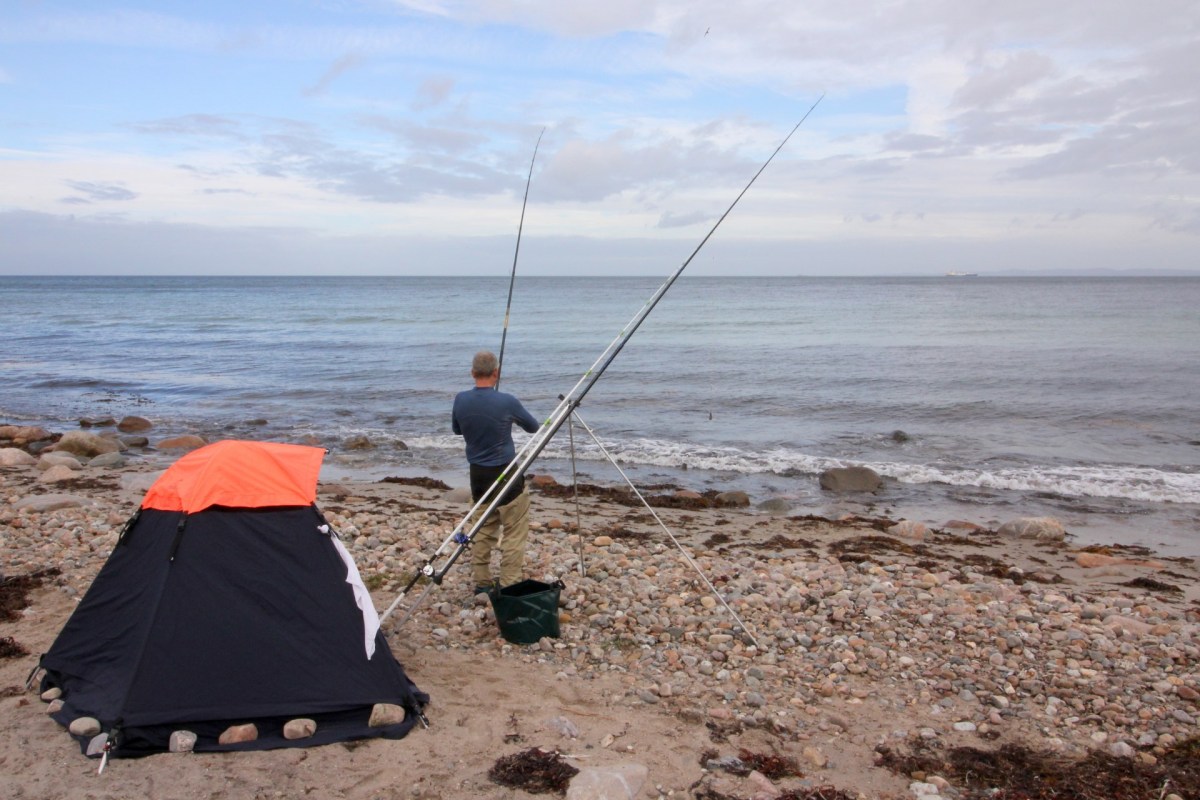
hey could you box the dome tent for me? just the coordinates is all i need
[38,440,427,758]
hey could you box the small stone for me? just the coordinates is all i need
[593,536,614,547]
[283,718,317,740]
[369,703,408,727]
[86,733,109,756]
[157,435,206,451]
[952,721,977,732]
[69,717,102,737]
[217,723,258,745]
[40,687,62,702]
[803,745,828,768]
[118,415,153,432]
[170,730,198,753]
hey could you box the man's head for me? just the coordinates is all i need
[471,350,499,380]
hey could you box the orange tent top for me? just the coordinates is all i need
[142,440,325,514]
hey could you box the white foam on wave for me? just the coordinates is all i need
[399,433,1200,505]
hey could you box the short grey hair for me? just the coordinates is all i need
[471,350,498,377]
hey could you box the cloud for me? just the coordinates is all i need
[303,54,364,97]
[60,180,138,204]
[412,76,456,111]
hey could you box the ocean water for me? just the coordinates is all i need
[3,275,1198,555]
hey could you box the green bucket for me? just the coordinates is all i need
[489,579,564,644]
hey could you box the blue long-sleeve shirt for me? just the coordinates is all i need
[451,387,539,467]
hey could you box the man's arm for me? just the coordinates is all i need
[511,398,539,434]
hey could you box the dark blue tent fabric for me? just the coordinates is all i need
[41,506,427,757]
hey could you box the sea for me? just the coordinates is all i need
[3,275,1198,556]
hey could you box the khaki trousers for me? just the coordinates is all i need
[469,487,531,588]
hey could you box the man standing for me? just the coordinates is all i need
[452,350,540,594]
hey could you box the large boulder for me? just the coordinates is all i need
[818,466,883,493]
[715,490,751,508]
[53,431,122,458]
[0,448,38,467]
[997,517,1066,542]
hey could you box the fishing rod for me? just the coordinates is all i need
[496,128,544,389]
[380,95,824,626]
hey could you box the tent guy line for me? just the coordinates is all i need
[379,94,825,630]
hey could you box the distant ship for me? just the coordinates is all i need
[945,271,979,277]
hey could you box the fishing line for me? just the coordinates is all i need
[380,95,824,626]
[496,128,544,389]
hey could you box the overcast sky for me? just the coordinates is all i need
[2,0,1198,276]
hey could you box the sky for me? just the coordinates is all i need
[1,0,1198,276]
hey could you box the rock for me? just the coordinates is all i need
[79,417,116,428]
[117,415,153,432]
[566,763,649,800]
[69,717,102,737]
[996,517,1065,542]
[38,453,83,471]
[344,435,374,450]
[803,745,828,768]
[715,490,751,507]
[14,493,95,512]
[120,435,150,447]
[89,452,126,468]
[530,473,559,487]
[593,536,614,547]
[170,730,198,753]
[40,687,63,702]
[368,703,408,727]
[218,723,258,745]
[1074,552,1165,569]
[756,497,792,515]
[546,715,580,738]
[888,520,927,541]
[0,425,54,446]
[283,718,318,740]
[86,733,109,756]
[157,435,206,451]
[0,448,38,466]
[53,431,121,458]
[819,466,883,493]
[38,464,79,483]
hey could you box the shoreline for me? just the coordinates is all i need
[12,413,1197,558]
[4,432,1200,798]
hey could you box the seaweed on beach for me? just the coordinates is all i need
[703,532,732,549]
[752,534,816,552]
[0,637,29,659]
[1,568,61,622]
[598,524,652,542]
[693,784,860,800]
[828,535,924,563]
[1122,576,1183,594]
[380,475,452,491]
[876,736,1200,800]
[488,747,578,794]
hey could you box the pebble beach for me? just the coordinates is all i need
[2,423,1199,800]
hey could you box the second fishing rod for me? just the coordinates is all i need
[380,96,824,626]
